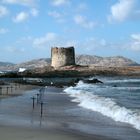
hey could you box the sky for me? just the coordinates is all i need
[0,0,140,64]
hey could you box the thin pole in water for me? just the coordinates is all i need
[40,102,43,117]
[10,86,13,93]
[0,87,2,95]
[31,96,36,109]
[36,93,40,104]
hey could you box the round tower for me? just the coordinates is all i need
[51,47,75,68]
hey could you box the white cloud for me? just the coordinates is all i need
[84,37,107,49]
[74,15,97,29]
[13,11,29,23]
[15,36,33,44]
[6,46,25,53]
[63,40,77,47]
[76,3,88,12]
[2,0,36,7]
[51,0,70,7]
[13,9,39,23]
[33,32,78,49]
[100,39,107,46]
[48,11,62,18]
[30,8,39,17]
[0,28,9,34]
[0,5,9,17]
[82,34,140,53]
[48,10,65,23]
[130,33,140,51]
[133,10,140,19]
[131,33,140,41]
[33,32,58,48]
[108,0,136,22]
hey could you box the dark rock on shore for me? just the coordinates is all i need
[113,85,117,87]
[83,78,103,84]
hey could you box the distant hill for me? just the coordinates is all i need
[0,62,15,71]
[0,55,139,71]
[76,55,139,67]
[0,62,15,66]
[14,58,51,70]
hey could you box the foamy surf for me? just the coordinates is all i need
[64,81,140,130]
[105,79,140,83]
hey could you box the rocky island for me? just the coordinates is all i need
[0,46,140,79]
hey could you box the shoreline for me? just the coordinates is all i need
[0,86,140,140]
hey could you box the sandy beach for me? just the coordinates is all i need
[0,86,140,140]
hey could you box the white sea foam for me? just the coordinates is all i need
[115,87,140,90]
[64,81,140,130]
[105,79,140,83]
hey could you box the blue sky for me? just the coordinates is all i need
[0,0,140,63]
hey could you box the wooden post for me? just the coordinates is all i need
[10,86,13,93]
[31,96,36,109]
[40,102,43,117]
[36,93,40,104]
[0,87,2,95]
[15,83,17,90]
[6,87,9,95]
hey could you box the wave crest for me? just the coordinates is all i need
[64,82,140,130]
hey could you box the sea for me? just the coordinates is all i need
[64,76,140,131]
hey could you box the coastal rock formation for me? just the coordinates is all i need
[51,47,75,68]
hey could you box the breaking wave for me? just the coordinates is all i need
[64,81,140,130]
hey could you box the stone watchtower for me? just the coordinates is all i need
[51,47,75,68]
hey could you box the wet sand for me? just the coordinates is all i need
[0,87,140,140]
[0,125,98,140]
[0,83,38,99]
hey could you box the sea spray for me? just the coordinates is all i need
[64,81,140,130]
